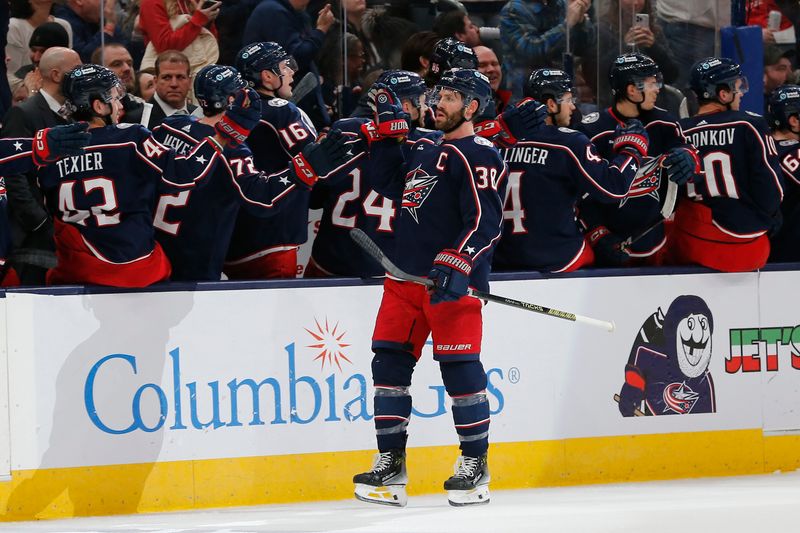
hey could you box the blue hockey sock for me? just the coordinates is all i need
[440,361,490,457]
[372,349,416,452]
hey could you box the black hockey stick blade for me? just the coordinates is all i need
[9,248,57,269]
[349,228,615,331]
[290,72,319,104]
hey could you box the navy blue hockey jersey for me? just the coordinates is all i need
[152,116,299,280]
[578,106,686,256]
[226,95,316,265]
[768,138,800,261]
[0,138,41,269]
[680,110,783,237]
[37,124,221,264]
[369,133,507,290]
[493,125,646,272]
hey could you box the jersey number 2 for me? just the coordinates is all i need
[332,168,395,231]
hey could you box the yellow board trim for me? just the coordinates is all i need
[1,429,798,522]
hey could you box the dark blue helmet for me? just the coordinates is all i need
[609,53,662,97]
[431,68,492,116]
[525,68,573,101]
[375,70,427,103]
[194,64,247,112]
[767,84,800,130]
[690,57,748,101]
[62,64,121,116]
[427,37,478,84]
[235,42,298,88]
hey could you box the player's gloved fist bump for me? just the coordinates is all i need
[587,226,629,266]
[501,98,547,144]
[32,122,91,166]
[370,83,409,139]
[663,145,700,185]
[289,129,352,189]
[612,119,649,161]
[216,88,262,146]
[427,249,472,304]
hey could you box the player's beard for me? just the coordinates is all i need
[435,108,465,133]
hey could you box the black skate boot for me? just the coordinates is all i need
[443,453,490,506]
[353,449,408,507]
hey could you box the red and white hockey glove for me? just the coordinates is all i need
[476,98,547,146]
[366,83,409,139]
[587,226,629,266]
[289,129,355,189]
[612,119,649,162]
[427,249,472,304]
[216,88,262,147]
[31,123,90,166]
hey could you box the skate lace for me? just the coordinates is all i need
[452,455,480,479]
[370,451,395,473]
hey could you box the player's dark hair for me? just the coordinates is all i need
[400,31,440,75]
[433,10,467,39]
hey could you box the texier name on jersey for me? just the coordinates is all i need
[56,152,104,178]
[501,145,549,165]
[685,128,735,148]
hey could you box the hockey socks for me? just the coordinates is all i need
[440,360,490,457]
[371,349,416,452]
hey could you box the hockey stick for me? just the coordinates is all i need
[290,72,319,104]
[8,248,57,269]
[350,228,616,332]
[613,393,645,417]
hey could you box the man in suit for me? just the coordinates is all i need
[91,43,153,126]
[1,46,80,285]
[145,50,198,130]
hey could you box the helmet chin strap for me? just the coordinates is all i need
[622,87,645,115]
[442,111,467,134]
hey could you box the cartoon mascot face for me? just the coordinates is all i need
[675,312,713,378]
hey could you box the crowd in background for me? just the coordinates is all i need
[0,0,799,287]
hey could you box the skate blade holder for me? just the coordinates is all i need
[354,483,408,507]
[447,485,491,506]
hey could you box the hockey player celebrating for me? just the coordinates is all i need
[492,69,659,272]
[35,64,258,287]
[152,65,356,281]
[224,42,319,280]
[352,69,504,507]
[578,53,700,266]
[306,69,432,278]
[670,58,784,271]
[767,84,800,262]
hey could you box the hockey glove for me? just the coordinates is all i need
[618,364,646,417]
[32,122,91,166]
[587,226,629,267]
[216,88,262,147]
[612,119,649,162]
[289,129,354,189]
[427,249,472,305]
[366,83,409,139]
[662,145,701,186]
[476,98,547,146]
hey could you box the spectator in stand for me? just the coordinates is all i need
[746,0,794,44]
[92,43,153,125]
[1,46,80,285]
[6,0,72,94]
[763,45,795,108]
[342,0,381,70]
[214,0,260,66]
[243,0,335,129]
[360,4,417,69]
[55,0,127,62]
[655,0,730,89]
[145,50,198,129]
[138,0,220,78]
[135,67,156,101]
[433,8,481,48]
[500,0,595,101]
[399,30,440,78]
[474,45,511,116]
[10,22,69,104]
[583,0,678,108]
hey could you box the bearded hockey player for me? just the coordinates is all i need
[352,69,504,507]
[578,53,699,266]
[225,42,318,279]
[670,57,784,271]
[152,65,355,281]
[617,295,716,416]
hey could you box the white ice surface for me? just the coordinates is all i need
[4,472,800,533]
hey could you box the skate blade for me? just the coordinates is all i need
[447,485,490,506]
[354,483,408,507]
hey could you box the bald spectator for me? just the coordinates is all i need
[1,47,80,285]
[92,43,153,125]
[433,9,481,47]
[55,0,127,62]
[474,45,511,116]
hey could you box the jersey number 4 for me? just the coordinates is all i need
[502,171,527,233]
[58,178,120,226]
[332,168,395,232]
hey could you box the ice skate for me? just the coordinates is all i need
[444,454,490,506]
[353,449,408,507]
